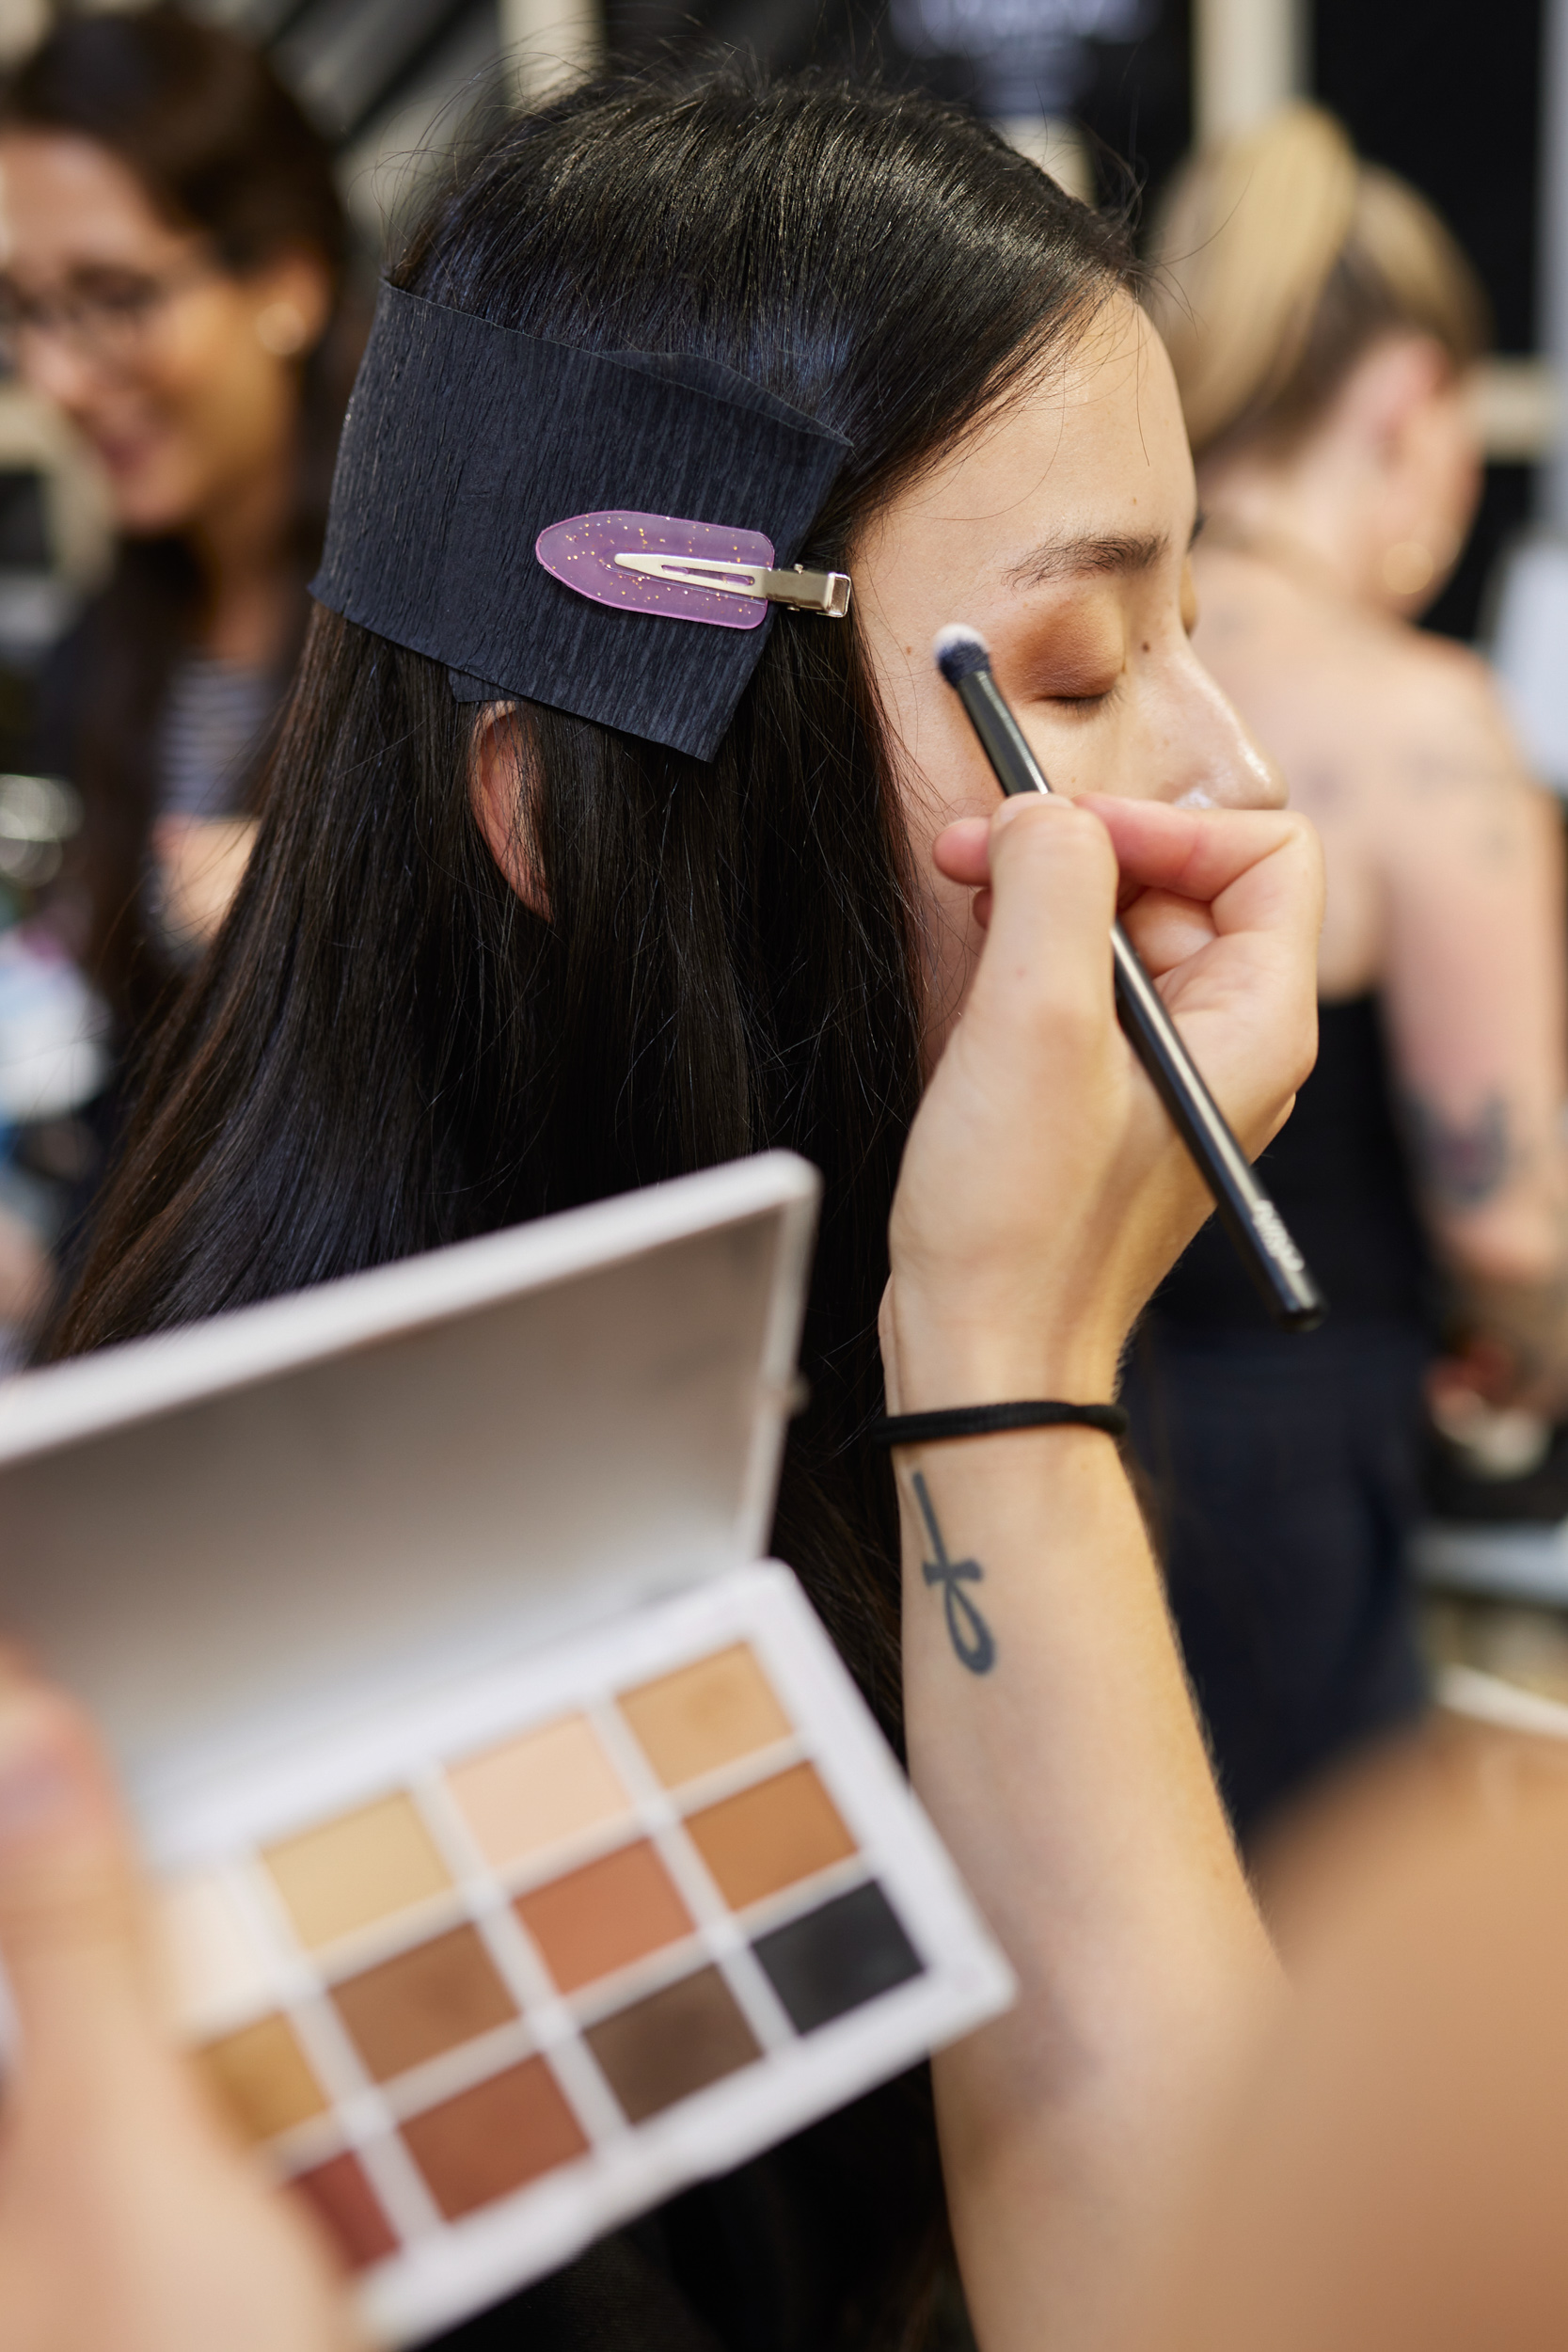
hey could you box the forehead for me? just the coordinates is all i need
[860,294,1195,593]
[0,130,182,270]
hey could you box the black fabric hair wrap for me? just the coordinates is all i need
[310,283,852,760]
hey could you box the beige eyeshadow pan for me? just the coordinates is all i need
[684,1762,857,1911]
[263,1792,451,1949]
[446,1714,632,1867]
[198,2011,326,2142]
[618,1643,792,1787]
[159,1870,273,2021]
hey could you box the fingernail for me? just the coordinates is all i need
[0,1699,76,1849]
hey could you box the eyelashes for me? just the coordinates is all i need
[1044,676,1120,711]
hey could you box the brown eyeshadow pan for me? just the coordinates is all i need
[331,1923,517,2082]
[198,2011,327,2142]
[290,2151,400,2268]
[402,2057,589,2219]
[683,1762,856,1911]
[618,1644,791,1787]
[585,1965,761,2122]
[515,1837,693,1993]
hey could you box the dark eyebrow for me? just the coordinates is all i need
[1004,530,1171,590]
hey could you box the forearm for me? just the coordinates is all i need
[1400,1082,1568,1401]
[897,1421,1280,2352]
[1431,1185,1568,1406]
[879,792,1319,2348]
[1445,1249,1568,1406]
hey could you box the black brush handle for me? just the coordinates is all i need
[953,664,1325,1332]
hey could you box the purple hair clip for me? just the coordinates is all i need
[535,510,850,630]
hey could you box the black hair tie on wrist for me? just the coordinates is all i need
[871,1400,1129,1447]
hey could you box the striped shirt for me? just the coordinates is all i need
[157,654,278,820]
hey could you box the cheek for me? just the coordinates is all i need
[899,788,988,1070]
[879,681,1003,1066]
[146,307,277,458]
[918,884,984,1074]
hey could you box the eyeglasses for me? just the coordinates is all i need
[0,257,215,373]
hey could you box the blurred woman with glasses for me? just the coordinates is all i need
[0,7,357,1146]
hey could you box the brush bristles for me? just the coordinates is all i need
[932,626,991,688]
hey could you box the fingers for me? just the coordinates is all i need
[1080,796,1323,941]
[1118,889,1220,975]
[937,800,1323,941]
[932,816,991,887]
[0,1659,150,2084]
[966,795,1120,1034]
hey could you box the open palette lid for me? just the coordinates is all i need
[0,1153,819,1811]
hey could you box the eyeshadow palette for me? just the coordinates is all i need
[153,1563,1000,2339]
[0,1154,1013,2344]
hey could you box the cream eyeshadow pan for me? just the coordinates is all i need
[154,1564,998,2335]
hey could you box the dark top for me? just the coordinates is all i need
[1153,993,1433,1333]
[1125,993,1435,1836]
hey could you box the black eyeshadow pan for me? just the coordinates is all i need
[752,1881,923,2032]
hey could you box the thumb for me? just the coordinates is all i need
[0,1664,151,2087]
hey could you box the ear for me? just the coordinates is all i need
[469,701,550,919]
[1338,334,1452,462]
[248,244,335,358]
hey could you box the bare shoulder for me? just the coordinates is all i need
[1355,630,1551,869]
[1190,550,1541,837]
[1365,629,1524,775]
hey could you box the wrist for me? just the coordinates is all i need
[882,1281,1126,1413]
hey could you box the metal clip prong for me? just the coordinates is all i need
[613,551,851,618]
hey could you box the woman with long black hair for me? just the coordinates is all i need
[40,67,1322,2352]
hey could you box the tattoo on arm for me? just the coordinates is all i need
[1402,1090,1514,1209]
[911,1471,996,1676]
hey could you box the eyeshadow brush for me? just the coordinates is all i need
[933,624,1324,1334]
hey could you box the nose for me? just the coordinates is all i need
[18,328,106,424]
[1165,644,1287,812]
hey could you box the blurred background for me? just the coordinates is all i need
[0,0,1555,767]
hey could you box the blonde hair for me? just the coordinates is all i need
[1149,103,1487,459]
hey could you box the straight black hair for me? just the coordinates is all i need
[47,65,1132,2346]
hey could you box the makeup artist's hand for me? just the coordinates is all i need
[885,792,1322,1400]
[0,1657,362,2352]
